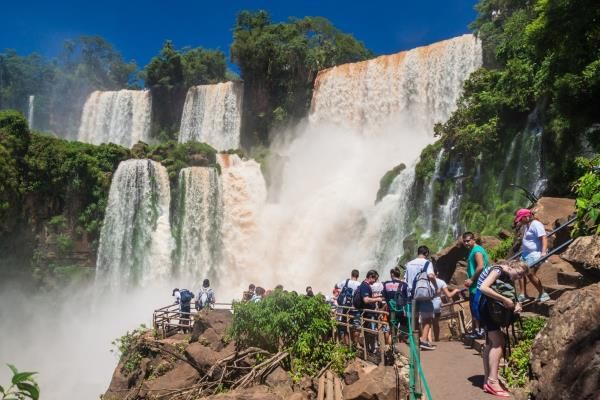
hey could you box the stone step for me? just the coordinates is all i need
[556,271,585,288]
[522,299,556,317]
[543,283,576,300]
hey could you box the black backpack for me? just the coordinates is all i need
[353,283,368,309]
[337,279,355,307]
[485,278,518,327]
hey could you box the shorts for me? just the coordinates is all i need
[522,252,542,269]
[479,304,500,332]
[432,297,442,314]
[469,293,479,321]
[352,310,362,328]
[416,300,434,321]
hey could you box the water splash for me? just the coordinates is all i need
[96,159,173,289]
[27,95,35,129]
[174,167,223,284]
[78,90,152,147]
[179,82,243,150]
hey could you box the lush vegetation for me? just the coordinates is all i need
[572,156,600,236]
[0,364,39,400]
[231,290,354,379]
[503,316,547,388]
[111,325,154,375]
[231,11,373,146]
[376,163,406,203]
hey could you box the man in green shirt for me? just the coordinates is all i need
[462,231,489,338]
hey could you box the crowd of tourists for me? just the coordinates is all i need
[172,279,216,331]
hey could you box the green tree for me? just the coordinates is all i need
[181,47,227,87]
[0,364,39,400]
[143,41,184,87]
[230,10,372,146]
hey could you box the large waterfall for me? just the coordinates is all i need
[28,95,35,129]
[78,90,152,148]
[179,82,243,150]
[174,167,223,283]
[96,159,173,288]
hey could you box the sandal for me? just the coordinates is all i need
[483,382,510,398]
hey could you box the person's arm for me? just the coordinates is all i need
[479,270,515,310]
[442,286,460,299]
[541,235,548,255]
[428,274,438,291]
[364,295,383,304]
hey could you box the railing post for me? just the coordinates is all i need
[411,299,422,398]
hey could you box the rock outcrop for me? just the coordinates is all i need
[561,235,600,277]
[532,197,576,231]
[530,283,600,400]
[343,364,408,400]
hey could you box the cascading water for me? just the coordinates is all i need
[237,34,482,289]
[78,90,152,148]
[27,95,35,129]
[216,154,267,287]
[439,162,464,245]
[179,82,243,151]
[96,159,173,288]
[174,167,223,283]
[422,148,445,238]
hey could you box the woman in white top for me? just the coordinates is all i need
[429,274,460,342]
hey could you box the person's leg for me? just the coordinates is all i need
[482,333,491,384]
[486,330,505,391]
[432,313,441,342]
[529,269,544,296]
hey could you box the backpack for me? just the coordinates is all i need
[485,278,517,327]
[383,280,408,312]
[196,288,214,310]
[352,284,365,309]
[179,289,194,305]
[412,261,435,301]
[337,279,355,307]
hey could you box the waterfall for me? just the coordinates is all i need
[174,167,223,283]
[440,162,464,245]
[422,148,445,238]
[179,82,243,150]
[216,154,267,285]
[27,95,35,129]
[78,90,152,148]
[311,34,482,134]
[96,159,173,288]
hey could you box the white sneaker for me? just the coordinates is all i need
[538,292,551,302]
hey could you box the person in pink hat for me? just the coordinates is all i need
[514,208,550,302]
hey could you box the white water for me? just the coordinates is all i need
[239,35,482,290]
[96,159,173,289]
[422,148,445,238]
[78,90,152,147]
[179,82,243,150]
[440,162,464,245]
[27,95,35,129]
[175,167,223,283]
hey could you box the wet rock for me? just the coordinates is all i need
[561,235,600,277]
[530,283,600,400]
[189,153,209,166]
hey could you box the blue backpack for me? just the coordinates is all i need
[179,289,194,305]
[337,279,355,307]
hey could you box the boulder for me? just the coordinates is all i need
[265,366,294,389]
[209,384,290,400]
[191,309,233,342]
[530,283,600,400]
[432,240,468,283]
[185,342,222,371]
[143,362,199,397]
[343,365,408,400]
[561,235,600,277]
[532,197,576,231]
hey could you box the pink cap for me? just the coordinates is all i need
[514,208,532,224]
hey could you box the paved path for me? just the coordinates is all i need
[399,341,511,400]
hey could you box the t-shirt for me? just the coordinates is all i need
[356,281,375,310]
[476,266,504,288]
[404,257,434,298]
[434,278,448,299]
[522,220,546,255]
[467,245,490,294]
[336,279,361,292]
[382,278,407,303]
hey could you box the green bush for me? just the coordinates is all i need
[572,156,600,236]
[112,325,152,375]
[503,316,546,388]
[231,291,354,379]
[0,364,39,400]
[488,237,514,261]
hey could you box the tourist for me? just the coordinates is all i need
[462,232,489,339]
[474,261,527,397]
[382,267,408,345]
[251,286,266,303]
[335,269,361,345]
[196,279,215,310]
[306,286,314,297]
[172,288,194,333]
[514,209,550,302]
[430,272,460,342]
[352,270,384,346]
[405,246,438,350]
[242,284,255,302]
[274,284,284,291]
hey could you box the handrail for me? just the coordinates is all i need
[528,238,574,269]
[508,215,577,261]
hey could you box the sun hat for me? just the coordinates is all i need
[514,208,532,224]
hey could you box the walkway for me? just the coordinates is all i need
[399,341,511,400]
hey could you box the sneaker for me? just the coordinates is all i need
[537,292,551,302]
[419,340,435,350]
[465,332,478,339]
[517,294,528,303]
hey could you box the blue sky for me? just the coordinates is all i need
[1,0,479,69]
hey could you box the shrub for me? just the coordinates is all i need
[0,364,39,400]
[230,291,354,379]
[112,325,152,375]
[572,156,600,236]
[503,316,546,388]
